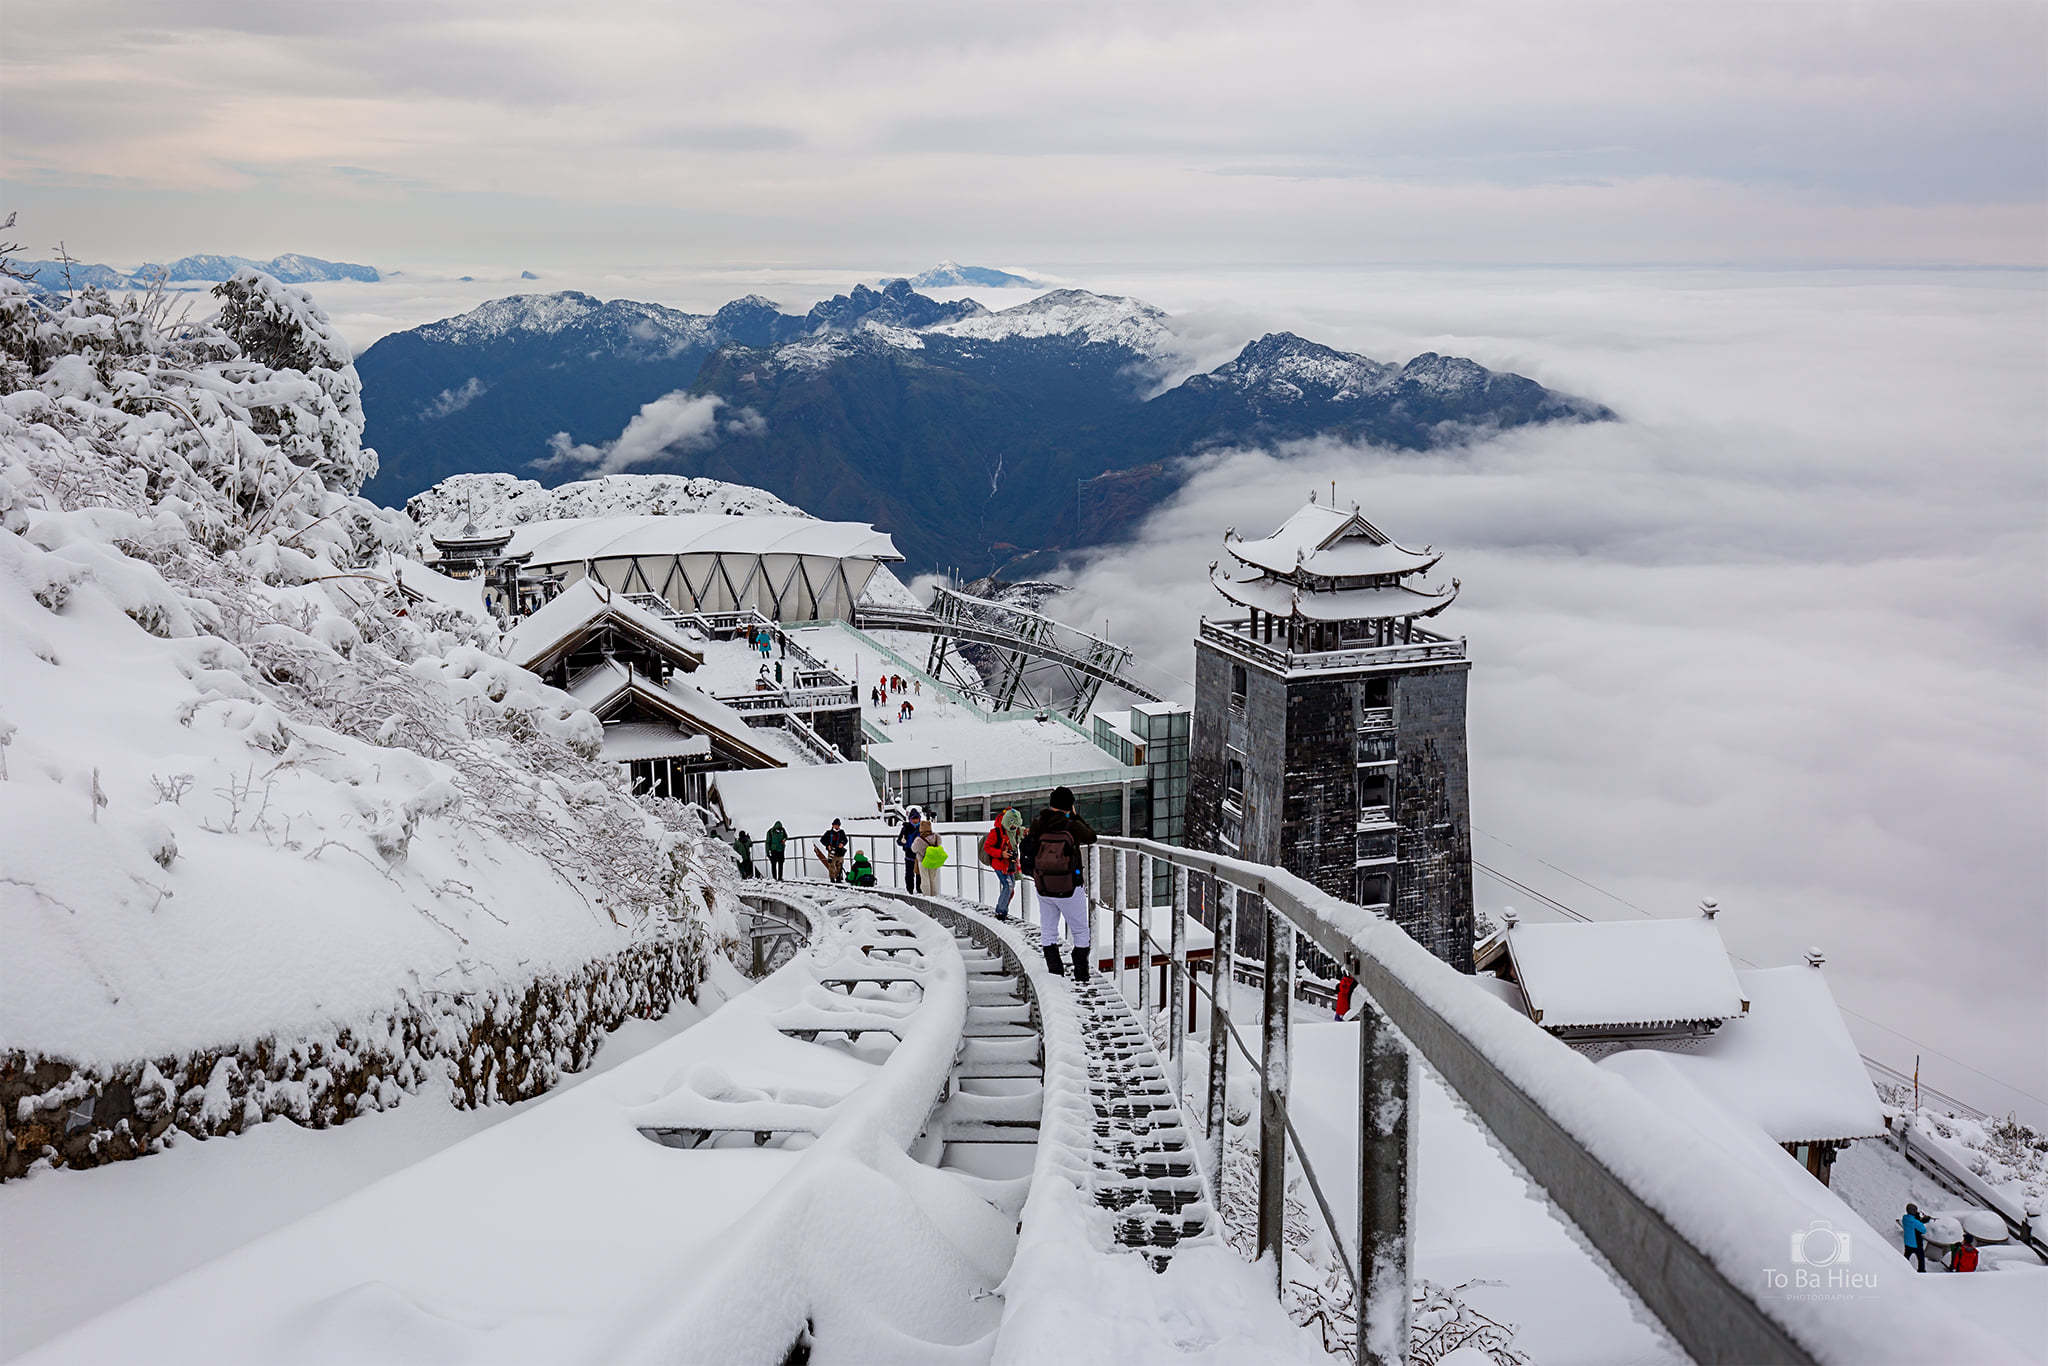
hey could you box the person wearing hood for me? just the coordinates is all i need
[1020,787,1097,981]
[898,808,923,890]
[765,821,787,879]
[848,849,877,887]
[914,819,948,895]
[733,829,755,881]
[818,819,849,883]
[980,807,1024,921]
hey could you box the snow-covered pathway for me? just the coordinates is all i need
[13,890,1025,1365]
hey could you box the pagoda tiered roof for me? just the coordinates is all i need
[1212,498,1459,624]
[1209,564,1457,621]
[1223,502,1441,581]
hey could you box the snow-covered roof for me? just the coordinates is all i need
[600,723,712,763]
[567,658,782,768]
[865,709,1136,789]
[503,579,705,673]
[505,513,902,565]
[1504,916,1748,1029]
[383,557,487,622]
[1223,503,1438,580]
[1643,966,1884,1145]
[706,762,882,836]
[1210,564,1457,621]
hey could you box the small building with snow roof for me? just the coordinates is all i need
[504,578,782,800]
[1479,909,1882,1187]
[1488,910,1750,1047]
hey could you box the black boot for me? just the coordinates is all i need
[1071,947,1090,983]
[1043,944,1065,978]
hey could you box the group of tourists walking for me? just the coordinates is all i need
[728,786,1102,985]
[870,673,920,722]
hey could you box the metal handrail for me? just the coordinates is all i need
[1093,836,1831,1366]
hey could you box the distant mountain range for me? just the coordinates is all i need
[17,253,380,292]
[900,261,1041,289]
[356,280,1611,575]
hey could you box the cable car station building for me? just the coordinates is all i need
[1188,497,1477,971]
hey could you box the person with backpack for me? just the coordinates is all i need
[1333,972,1358,1021]
[917,820,949,894]
[764,821,787,879]
[979,808,1023,920]
[733,829,754,880]
[1021,786,1097,981]
[819,819,849,883]
[848,850,877,887]
[898,808,923,889]
[1951,1233,1980,1273]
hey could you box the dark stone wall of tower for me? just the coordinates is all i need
[1392,665,1475,973]
[1186,642,1231,861]
[1282,676,1361,898]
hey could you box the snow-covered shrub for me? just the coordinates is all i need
[0,252,740,1176]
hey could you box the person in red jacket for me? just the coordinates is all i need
[980,807,1023,920]
[1334,973,1358,1021]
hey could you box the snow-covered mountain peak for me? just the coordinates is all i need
[1396,351,1493,395]
[1199,332,1397,399]
[417,293,712,351]
[925,288,1175,357]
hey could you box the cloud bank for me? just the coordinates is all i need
[1053,266,2047,1119]
[5,2,2041,269]
[537,391,764,476]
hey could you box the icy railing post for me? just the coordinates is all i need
[1355,974,1413,1366]
[1087,843,1102,959]
[1257,901,1294,1293]
[1137,854,1153,1023]
[1169,863,1189,1094]
[1205,884,1241,1206]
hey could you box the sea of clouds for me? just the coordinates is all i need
[1051,265,2046,1120]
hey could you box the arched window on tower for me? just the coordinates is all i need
[1225,756,1245,807]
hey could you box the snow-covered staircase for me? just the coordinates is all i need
[1069,974,1218,1272]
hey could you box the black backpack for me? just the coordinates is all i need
[1032,829,1079,898]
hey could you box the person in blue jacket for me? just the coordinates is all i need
[897,808,923,890]
[1900,1203,1929,1272]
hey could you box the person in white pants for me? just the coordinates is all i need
[1019,787,1098,982]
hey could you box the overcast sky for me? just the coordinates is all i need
[4,0,2045,270]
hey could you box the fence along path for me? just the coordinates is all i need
[1075,838,2010,1366]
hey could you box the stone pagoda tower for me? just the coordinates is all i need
[1187,495,1475,972]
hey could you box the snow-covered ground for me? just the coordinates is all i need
[0,961,746,1356]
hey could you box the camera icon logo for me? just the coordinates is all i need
[1790,1218,1852,1267]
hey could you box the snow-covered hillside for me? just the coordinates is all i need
[406,471,803,537]
[0,271,740,1177]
